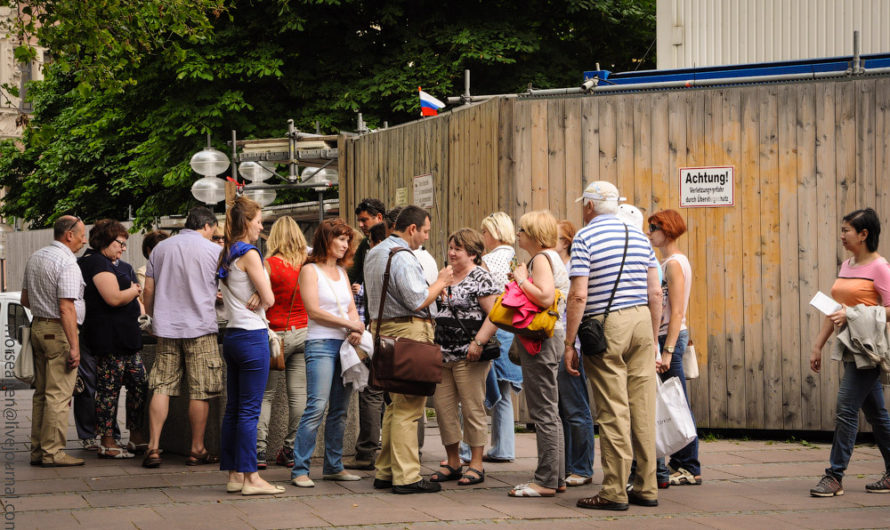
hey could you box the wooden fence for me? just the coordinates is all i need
[340,75,890,432]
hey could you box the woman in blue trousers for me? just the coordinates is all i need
[218,196,284,496]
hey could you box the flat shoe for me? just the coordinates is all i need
[627,490,658,507]
[430,464,463,482]
[508,483,554,497]
[576,494,629,511]
[97,445,134,459]
[226,481,243,493]
[373,478,393,489]
[242,484,286,496]
[482,455,513,463]
[458,467,484,486]
[322,471,361,481]
[292,477,315,488]
[186,450,219,466]
[565,474,592,487]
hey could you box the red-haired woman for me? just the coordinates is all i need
[291,219,365,488]
[646,209,700,487]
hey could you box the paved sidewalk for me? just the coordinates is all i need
[4,390,890,529]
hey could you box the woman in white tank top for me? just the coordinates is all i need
[647,209,701,486]
[217,197,284,496]
[291,219,365,488]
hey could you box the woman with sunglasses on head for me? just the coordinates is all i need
[646,210,700,487]
[78,219,147,458]
[809,208,890,498]
[218,196,284,495]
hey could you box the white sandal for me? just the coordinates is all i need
[98,445,134,459]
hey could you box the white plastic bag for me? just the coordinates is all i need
[683,341,699,380]
[14,325,35,386]
[655,376,697,458]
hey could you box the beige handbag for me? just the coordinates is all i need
[683,338,699,380]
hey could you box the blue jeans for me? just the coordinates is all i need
[558,349,595,477]
[292,339,352,478]
[220,328,269,473]
[827,361,890,479]
[656,330,700,481]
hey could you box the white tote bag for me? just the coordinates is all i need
[683,340,700,380]
[14,325,35,386]
[655,376,697,458]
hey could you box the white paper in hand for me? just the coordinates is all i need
[810,291,841,316]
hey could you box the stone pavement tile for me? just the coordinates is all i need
[158,470,228,487]
[4,492,88,512]
[82,489,170,508]
[6,464,58,480]
[715,462,826,479]
[702,451,761,465]
[694,513,806,529]
[459,492,584,520]
[702,467,747,480]
[161,485,244,503]
[13,509,81,529]
[144,504,253,530]
[86,473,170,491]
[55,464,131,478]
[843,490,890,508]
[300,493,436,526]
[386,489,507,521]
[234,498,329,529]
[71,506,164,528]
[270,479,353,498]
[730,448,827,464]
[17,477,89,495]
[771,506,890,529]
[668,493,781,512]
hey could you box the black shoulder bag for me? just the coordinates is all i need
[577,225,629,357]
[444,287,501,362]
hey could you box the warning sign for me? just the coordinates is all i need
[413,174,435,209]
[679,166,734,208]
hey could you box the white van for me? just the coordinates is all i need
[1,292,32,383]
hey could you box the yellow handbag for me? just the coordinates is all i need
[488,252,562,340]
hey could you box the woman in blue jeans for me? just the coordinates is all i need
[809,208,890,497]
[218,196,284,495]
[292,218,365,488]
[648,209,701,487]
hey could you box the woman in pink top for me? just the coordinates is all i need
[809,208,890,498]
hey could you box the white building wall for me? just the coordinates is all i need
[656,0,890,70]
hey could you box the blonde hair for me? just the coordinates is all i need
[519,210,558,249]
[480,211,516,246]
[267,216,307,268]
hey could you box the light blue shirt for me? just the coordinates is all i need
[364,235,434,320]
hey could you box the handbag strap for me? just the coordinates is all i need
[602,225,630,323]
[313,263,349,320]
[445,286,477,340]
[373,247,414,345]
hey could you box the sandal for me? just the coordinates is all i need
[508,482,555,497]
[430,464,463,482]
[98,445,134,459]
[458,467,484,486]
[142,449,162,468]
[186,450,220,466]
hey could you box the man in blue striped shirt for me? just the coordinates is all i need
[564,181,663,511]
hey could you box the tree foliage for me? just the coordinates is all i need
[0,0,655,228]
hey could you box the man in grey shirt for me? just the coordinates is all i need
[142,206,223,468]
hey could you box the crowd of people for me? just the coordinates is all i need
[20,181,890,502]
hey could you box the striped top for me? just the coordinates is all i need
[569,214,659,316]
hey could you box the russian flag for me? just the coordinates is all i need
[419,87,445,117]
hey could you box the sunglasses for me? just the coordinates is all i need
[59,215,82,233]
[517,227,526,234]
[115,239,128,248]
[648,223,662,233]
[212,235,225,242]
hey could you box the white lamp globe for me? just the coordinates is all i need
[238,161,276,183]
[243,188,277,207]
[191,175,227,205]
[300,167,338,186]
[189,147,230,177]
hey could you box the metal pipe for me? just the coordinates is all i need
[852,30,861,74]
[231,130,238,181]
[287,119,297,182]
[587,69,850,94]
[526,87,587,96]
[242,182,334,191]
[318,190,325,224]
[464,69,471,102]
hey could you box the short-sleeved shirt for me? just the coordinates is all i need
[22,241,85,324]
[79,250,142,355]
[146,229,221,339]
[482,245,514,291]
[435,266,500,362]
[831,257,890,308]
[364,235,431,320]
[570,214,659,316]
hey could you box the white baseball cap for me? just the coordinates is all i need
[575,180,626,203]
[617,203,644,231]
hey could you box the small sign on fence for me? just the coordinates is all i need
[679,166,734,208]
[413,173,435,209]
[395,187,408,206]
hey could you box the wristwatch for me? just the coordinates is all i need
[516,278,525,287]
[664,345,675,354]
[473,338,484,347]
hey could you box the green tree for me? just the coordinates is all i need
[0,0,655,228]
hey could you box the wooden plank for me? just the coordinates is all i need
[616,95,635,201]
[704,90,728,428]
[564,99,583,228]
[877,79,890,415]
[598,96,618,186]
[795,83,821,431]
[547,99,567,219]
[685,91,709,427]
[649,93,670,218]
[668,92,688,253]
[632,94,653,218]
[530,100,549,211]
[513,101,533,263]
[856,80,876,209]
[498,98,516,220]
[580,97,600,190]
[721,88,745,429]
[778,84,802,430]
[740,87,764,429]
[759,85,783,429]
[815,81,839,432]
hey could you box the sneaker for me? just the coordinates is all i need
[42,451,85,467]
[276,447,295,468]
[81,438,99,451]
[810,474,844,497]
[658,480,671,489]
[865,472,890,493]
[669,467,702,486]
[257,451,267,470]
